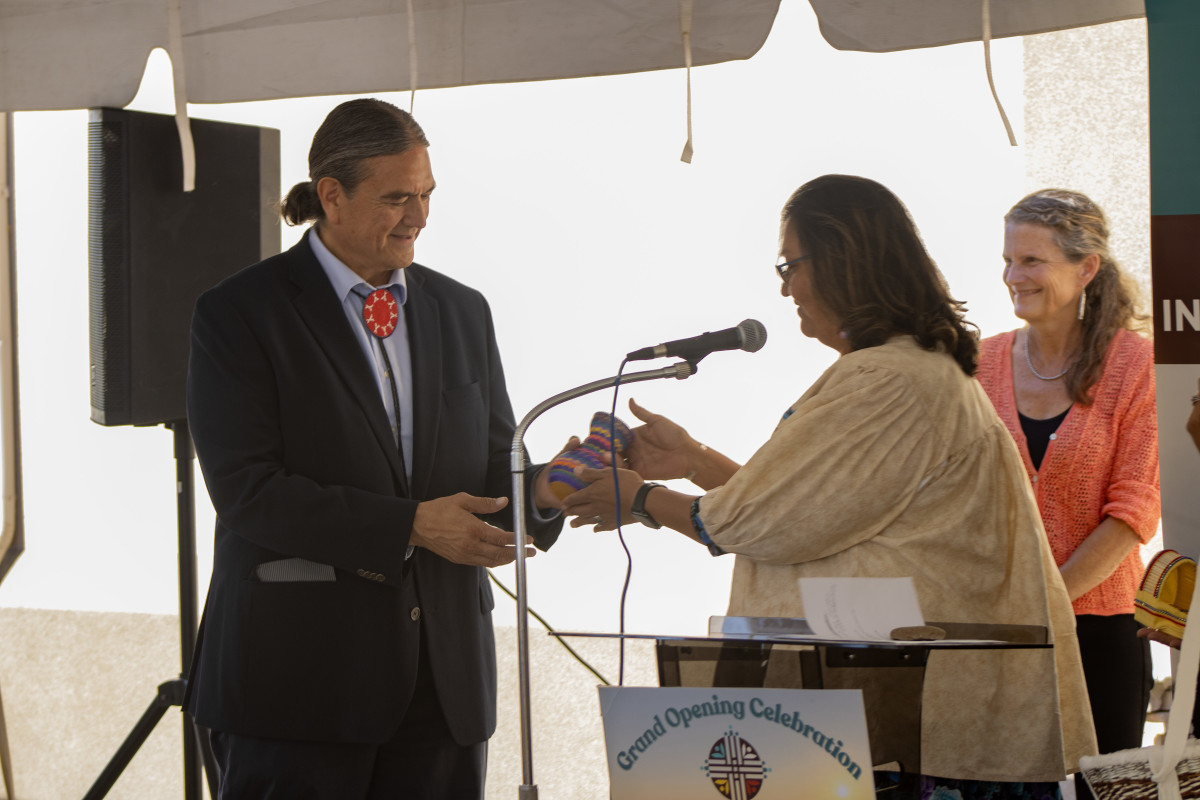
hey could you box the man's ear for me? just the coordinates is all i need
[316,177,344,224]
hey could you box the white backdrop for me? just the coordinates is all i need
[0,0,1026,636]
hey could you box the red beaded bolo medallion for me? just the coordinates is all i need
[362,288,398,338]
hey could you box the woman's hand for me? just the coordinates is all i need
[625,398,696,480]
[562,465,645,531]
[1059,517,1142,602]
[626,398,741,489]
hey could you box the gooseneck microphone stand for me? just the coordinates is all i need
[509,360,696,799]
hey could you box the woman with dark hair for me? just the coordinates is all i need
[977,189,1160,800]
[564,175,1094,795]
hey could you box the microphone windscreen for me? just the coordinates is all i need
[738,319,767,353]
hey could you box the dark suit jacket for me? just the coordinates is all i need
[184,232,561,745]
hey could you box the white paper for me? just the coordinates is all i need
[799,577,924,641]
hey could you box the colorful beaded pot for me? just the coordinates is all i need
[546,412,634,500]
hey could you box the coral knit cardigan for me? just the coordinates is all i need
[978,328,1161,616]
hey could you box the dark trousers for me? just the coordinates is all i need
[1073,613,1152,800]
[208,635,486,800]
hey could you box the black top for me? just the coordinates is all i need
[1019,406,1072,471]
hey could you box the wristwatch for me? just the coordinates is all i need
[631,482,665,529]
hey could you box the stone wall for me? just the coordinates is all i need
[0,607,656,799]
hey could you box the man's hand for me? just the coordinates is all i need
[411,493,534,567]
[1138,626,1183,650]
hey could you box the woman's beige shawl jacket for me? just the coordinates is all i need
[700,337,1096,782]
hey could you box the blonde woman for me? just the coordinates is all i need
[978,189,1160,800]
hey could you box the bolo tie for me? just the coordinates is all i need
[359,287,409,489]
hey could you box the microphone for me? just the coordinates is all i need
[626,319,767,363]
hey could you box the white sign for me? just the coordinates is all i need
[800,577,924,641]
[599,686,874,800]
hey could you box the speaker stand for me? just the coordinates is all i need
[82,420,217,800]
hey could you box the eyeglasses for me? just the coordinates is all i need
[775,255,810,282]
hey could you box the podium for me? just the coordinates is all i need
[555,616,1049,775]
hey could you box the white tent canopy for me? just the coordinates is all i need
[810,0,1144,53]
[0,0,1145,112]
[0,0,781,111]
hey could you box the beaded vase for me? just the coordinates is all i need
[546,412,634,500]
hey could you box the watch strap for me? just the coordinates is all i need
[631,482,665,529]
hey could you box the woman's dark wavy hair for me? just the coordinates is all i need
[782,174,979,376]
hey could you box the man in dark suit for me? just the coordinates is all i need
[185,98,566,798]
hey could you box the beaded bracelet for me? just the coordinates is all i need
[690,497,725,556]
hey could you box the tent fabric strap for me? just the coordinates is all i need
[406,0,419,113]
[166,0,196,191]
[982,0,1018,147]
[1149,584,1200,799]
[679,0,694,163]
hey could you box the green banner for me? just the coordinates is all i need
[1147,0,1200,555]
[1148,0,1200,217]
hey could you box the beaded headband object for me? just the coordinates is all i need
[1135,549,1196,640]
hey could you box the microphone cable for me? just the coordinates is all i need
[609,358,634,686]
[487,357,642,690]
[486,568,611,685]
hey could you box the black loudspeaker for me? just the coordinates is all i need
[88,108,280,426]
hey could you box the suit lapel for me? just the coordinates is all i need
[287,235,410,495]
[405,266,442,501]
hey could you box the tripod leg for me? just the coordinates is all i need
[81,680,179,800]
[82,423,216,800]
